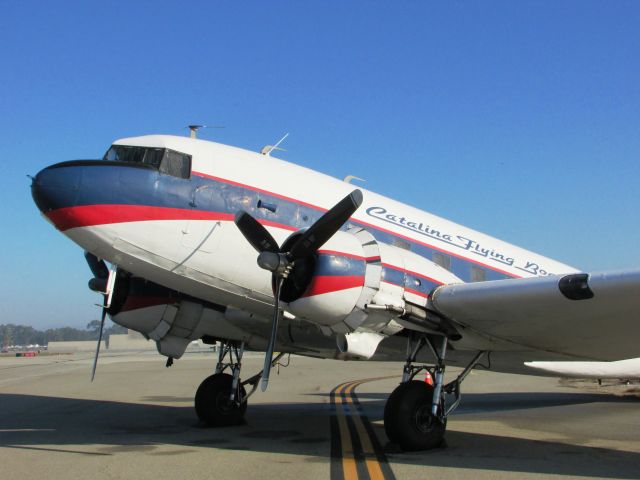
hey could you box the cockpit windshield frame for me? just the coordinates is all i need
[103,145,192,179]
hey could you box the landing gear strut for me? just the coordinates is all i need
[384,333,487,451]
[195,340,285,427]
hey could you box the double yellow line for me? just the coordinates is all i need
[330,377,396,480]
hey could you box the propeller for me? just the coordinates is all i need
[84,252,117,382]
[234,189,363,391]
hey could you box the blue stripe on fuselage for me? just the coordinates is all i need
[36,162,513,283]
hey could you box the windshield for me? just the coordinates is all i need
[103,145,191,179]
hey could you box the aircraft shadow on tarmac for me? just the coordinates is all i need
[0,392,637,479]
[337,390,638,414]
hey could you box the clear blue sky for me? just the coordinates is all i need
[1,1,638,329]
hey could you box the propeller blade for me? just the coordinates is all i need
[234,211,280,253]
[104,264,118,308]
[261,277,284,392]
[288,189,363,261]
[85,251,108,279]
[90,303,107,382]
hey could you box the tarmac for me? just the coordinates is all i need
[0,350,638,480]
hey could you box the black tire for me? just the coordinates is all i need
[384,380,446,451]
[195,373,247,427]
[383,381,411,443]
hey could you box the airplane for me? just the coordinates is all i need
[30,134,640,451]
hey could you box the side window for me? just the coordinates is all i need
[104,147,119,161]
[432,252,451,271]
[392,238,411,251]
[143,148,165,168]
[160,149,192,179]
[471,265,487,282]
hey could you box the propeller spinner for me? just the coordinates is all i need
[234,189,363,391]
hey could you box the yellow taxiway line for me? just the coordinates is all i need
[330,377,397,480]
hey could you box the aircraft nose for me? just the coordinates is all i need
[31,162,82,215]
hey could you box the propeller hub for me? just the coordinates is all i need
[257,252,293,277]
[88,277,107,293]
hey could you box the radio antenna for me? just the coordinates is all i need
[261,132,289,156]
[187,124,225,139]
[343,175,366,184]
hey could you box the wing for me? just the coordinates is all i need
[430,269,640,361]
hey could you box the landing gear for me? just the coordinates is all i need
[384,333,486,451]
[384,380,446,450]
[195,341,247,426]
[194,340,286,427]
[195,373,247,426]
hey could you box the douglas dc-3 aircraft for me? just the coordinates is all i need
[31,134,640,451]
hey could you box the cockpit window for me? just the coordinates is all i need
[162,149,192,179]
[103,145,192,179]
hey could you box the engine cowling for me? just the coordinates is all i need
[285,227,462,335]
[108,276,229,358]
[106,275,344,359]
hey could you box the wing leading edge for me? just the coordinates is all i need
[430,269,640,361]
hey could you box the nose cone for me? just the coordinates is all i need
[31,162,82,215]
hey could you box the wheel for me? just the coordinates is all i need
[195,373,247,427]
[384,380,446,451]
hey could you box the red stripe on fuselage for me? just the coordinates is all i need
[46,205,233,231]
[45,204,297,233]
[45,170,520,278]
[301,275,364,297]
[317,250,379,262]
[404,287,430,299]
[381,262,443,286]
[379,281,430,299]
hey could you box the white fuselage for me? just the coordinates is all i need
[32,135,591,373]
[62,135,576,316]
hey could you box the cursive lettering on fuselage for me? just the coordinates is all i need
[366,206,456,245]
[365,206,553,276]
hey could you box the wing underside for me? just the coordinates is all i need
[429,269,640,361]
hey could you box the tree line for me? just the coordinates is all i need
[0,321,128,347]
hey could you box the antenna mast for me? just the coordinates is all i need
[261,133,289,156]
[188,125,204,139]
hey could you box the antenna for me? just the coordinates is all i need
[343,175,366,184]
[187,125,225,139]
[261,133,289,156]
[188,125,203,139]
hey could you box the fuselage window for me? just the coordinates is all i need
[392,238,411,251]
[432,252,451,271]
[103,145,192,179]
[471,265,487,282]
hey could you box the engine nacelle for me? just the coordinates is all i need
[106,276,343,359]
[108,276,227,359]
[286,227,462,335]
